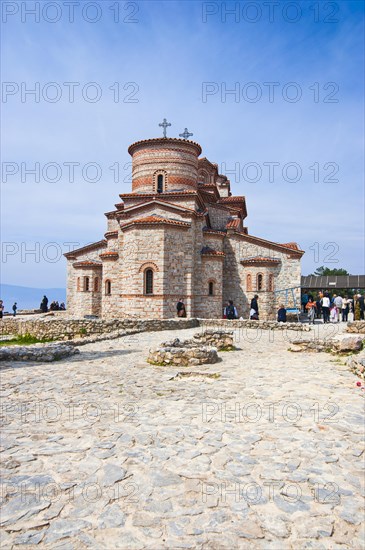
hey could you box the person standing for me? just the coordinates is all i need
[321,293,330,323]
[341,296,349,322]
[334,295,343,323]
[277,304,287,323]
[176,299,186,318]
[0,300,4,319]
[40,295,48,313]
[306,298,316,324]
[330,303,338,323]
[224,300,238,320]
[358,294,365,320]
[250,295,259,320]
[316,295,322,319]
[12,302,17,317]
[301,292,309,313]
[347,296,354,322]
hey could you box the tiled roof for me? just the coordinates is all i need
[240,256,281,265]
[64,240,107,258]
[226,219,241,229]
[120,191,197,198]
[121,216,190,229]
[128,138,202,156]
[279,242,300,250]
[201,246,225,257]
[202,228,226,237]
[219,196,245,203]
[228,232,304,256]
[104,231,118,239]
[99,251,119,260]
[120,198,205,217]
[73,261,102,268]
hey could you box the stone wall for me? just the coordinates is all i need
[0,343,79,362]
[198,319,310,331]
[0,318,199,341]
[66,245,105,317]
[222,233,301,321]
[0,317,309,342]
[346,321,365,334]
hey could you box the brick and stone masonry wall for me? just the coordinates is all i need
[66,245,105,316]
[222,234,301,320]
[130,140,201,194]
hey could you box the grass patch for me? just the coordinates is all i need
[147,360,166,367]
[0,333,54,347]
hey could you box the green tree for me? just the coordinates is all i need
[310,266,350,276]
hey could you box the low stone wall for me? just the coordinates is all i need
[0,318,199,341]
[198,319,310,332]
[190,330,234,350]
[0,343,80,363]
[289,335,364,354]
[0,317,309,342]
[148,345,218,367]
[148,331,234,367]
[347,321,365,334]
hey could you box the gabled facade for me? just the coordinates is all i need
[65,137,304,319]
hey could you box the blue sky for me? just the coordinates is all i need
[1,0,364,288]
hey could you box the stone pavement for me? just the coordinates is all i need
[0,324,364,549]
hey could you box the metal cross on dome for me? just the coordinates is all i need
[159,118,171,138]
[179,128,193,140]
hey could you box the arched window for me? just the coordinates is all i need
[246,274,252,292]
[105,280,111,295]
[257,273,263,291]
[268,274,274,291]
[157,174,163,193]
[77,277,81,292]
[84,276,90,292]
[144,269,153,294]
[198,170,209,184]
[208,281,214,296]
[94,277,99,292]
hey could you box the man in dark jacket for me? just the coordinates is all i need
[176,299,186,317]
[40,295,48,313]
[277,305,287,322]
[250,295,259,317]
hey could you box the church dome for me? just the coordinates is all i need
[128,138,202,194]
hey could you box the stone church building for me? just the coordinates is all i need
[65,134,304,319]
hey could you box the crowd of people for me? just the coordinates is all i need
[0,296,66,318]
[175,292,365,324]
[301,292,364,324]
[40,295,65,312]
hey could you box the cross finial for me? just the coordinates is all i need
[159,118,171,138]
[179,128,193,140]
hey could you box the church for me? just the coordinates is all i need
[65,123,304,320]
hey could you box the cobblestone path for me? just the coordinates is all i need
[1,325,364,549]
